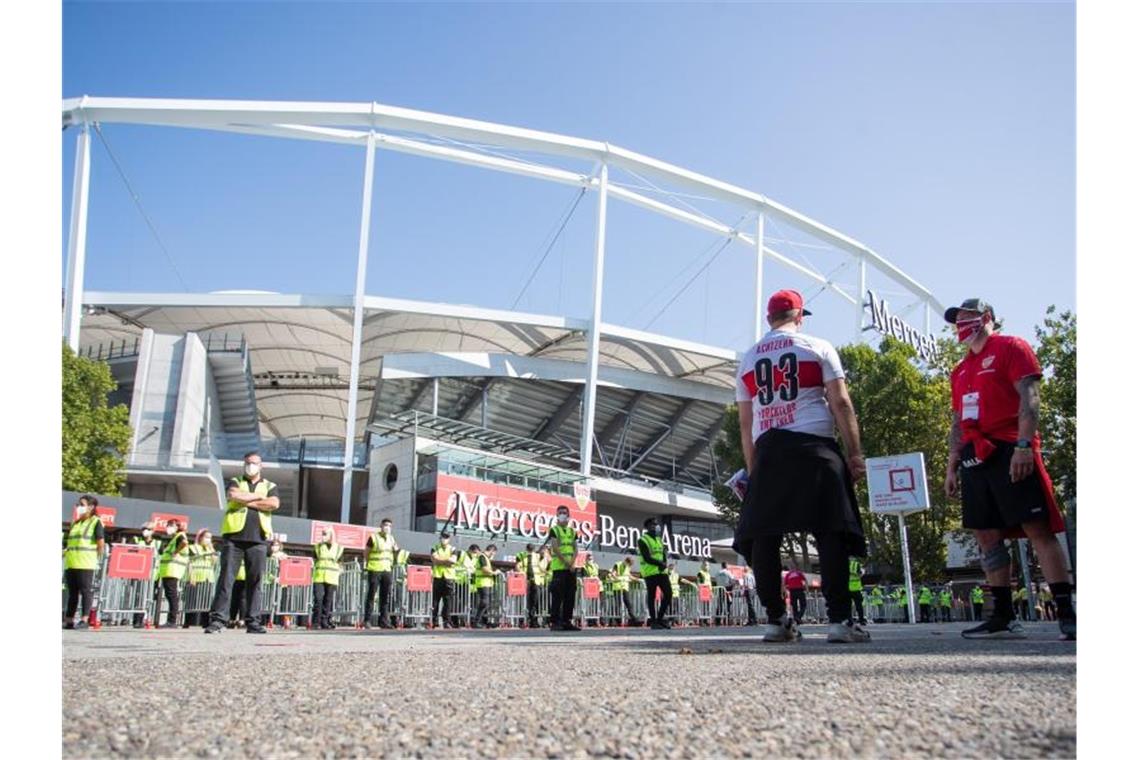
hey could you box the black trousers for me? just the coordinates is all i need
[64,569,95,621]
[365,570,394,624]
[230,580,247,622]
[550,569,577,626]
[526,580,540,625]
[851,591,865,624]
[208,540,267,626]
[789,589,807,623]
[617,589,638,623]
[644,574,672,622]
[161,577,181,623]
[919,603,931,623]
[474,586,492,627]
[743,590,758,624]
[313,582,337,627]
[973,602,984,621]
[754,533,851,624]
[433,578,454,625]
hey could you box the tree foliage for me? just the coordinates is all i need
[62,343,132,494]
[1034,307,1076,504]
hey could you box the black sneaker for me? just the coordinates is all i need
[63,621,75,630]
[962,617,1026,639]
[560,622,581,631]
[204,622,224,634]
[246,623,268,634]
[649,620,667,630]
[1059,617,1076,641]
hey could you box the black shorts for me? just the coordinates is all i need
[960,441,1051,530]
[737,428,866,556]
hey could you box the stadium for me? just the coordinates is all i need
[63,96,945,572]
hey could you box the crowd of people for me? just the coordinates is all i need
[64,291,1075,642]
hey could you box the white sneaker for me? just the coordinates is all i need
[827,620,871,643]
[762,616,802,642]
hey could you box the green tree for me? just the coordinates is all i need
[1034,306,1076,504]
[841,337,959,581]
[62,343,132,494]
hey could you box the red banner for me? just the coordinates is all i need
[405,565,433,593]
[582,577,600,600]
[506,572,527,597]
[434,473,597,538]
[309,521,368,550]
[150,512,189,531]
[73,506,116,528]
[698,585,712,603]
[107,544,154,580]
[277,557,313,587]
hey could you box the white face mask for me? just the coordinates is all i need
[142,529,152,539]
[244,463,261,478]
[557,513,569,524]
[166,527,176,536]
[381,526,390,534]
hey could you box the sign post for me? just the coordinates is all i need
[867,452,930,625]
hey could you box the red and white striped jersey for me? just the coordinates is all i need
[735,327,845,442]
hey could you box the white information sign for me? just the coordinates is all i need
[867,452,930,515]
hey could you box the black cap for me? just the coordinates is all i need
[440,530,451,539]
[943,298,995,324]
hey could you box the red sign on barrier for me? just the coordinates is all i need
[506,572,527,597]
[107,544,154,580]
[72,506,116,528]
[309,521,368,550]
[150,512,189,531]
[582,577,600,600]
[405,565,433,593]
[698,586,712,603]
[277,557,314,587]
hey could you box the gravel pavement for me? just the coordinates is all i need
[63,623,1075,758]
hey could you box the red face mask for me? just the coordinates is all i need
[956,318,983,343]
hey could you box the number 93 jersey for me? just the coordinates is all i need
[735,327,846,442]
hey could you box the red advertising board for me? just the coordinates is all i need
[277,557,313,587]
[434,473,597,538]
[72,506,116,528]
[698,585,712,603]
[150,512,189,531]
[506,572,527,597]
[405,565,433,593]
[582,577,600,600]
[309,521,368,550]
[107,544,154,580]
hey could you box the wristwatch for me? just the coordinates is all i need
[1015,439,1032,450]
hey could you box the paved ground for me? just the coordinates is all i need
[63,622,1075,759]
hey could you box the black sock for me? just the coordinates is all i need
[1051,581,1075,619]
[992,586,1014,619]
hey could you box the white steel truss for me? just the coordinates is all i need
[62,96,944,522]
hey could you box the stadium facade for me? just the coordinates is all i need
[63,97,944,562]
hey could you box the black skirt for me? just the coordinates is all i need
[734,428,866,558]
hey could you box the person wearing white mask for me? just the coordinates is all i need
[364,518,400,629]
[133,523,162,628]
[205,452,279,635]
[541,505,580,631]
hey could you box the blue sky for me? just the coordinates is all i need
[63,1,1074,352]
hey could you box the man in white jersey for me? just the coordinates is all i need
[734,289,870,644]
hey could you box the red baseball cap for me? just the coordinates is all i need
[767,289,812,317]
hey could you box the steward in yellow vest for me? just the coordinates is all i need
[472,544,500,628]
[63,495,105,630]
[157,521,190,627]
[542,505,580,630]
[430,531,459,629]
[611,557,640,625]
[638,518,671,629]
[516,543,544,628]
[312,528,344,630]
[206,454,279,635]
[364,519,400,629]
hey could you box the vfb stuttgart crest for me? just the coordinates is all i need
[574,481,591,511]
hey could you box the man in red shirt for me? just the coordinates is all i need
[943,299,1075,641]
[783,565,808,625]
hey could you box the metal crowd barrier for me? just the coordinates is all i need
[331,560,363,628]
[272,556,314,628]
[501,572,528,628]
[400,565,434,629]
[181,553,220,626]
[95,544,158,627]
[451,581,475,628]
[575,577,602,627]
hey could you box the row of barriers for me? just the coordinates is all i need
[74,543,991,629]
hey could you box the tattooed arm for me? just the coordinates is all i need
[945,411,963,498]
[1010,376,1041,482]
